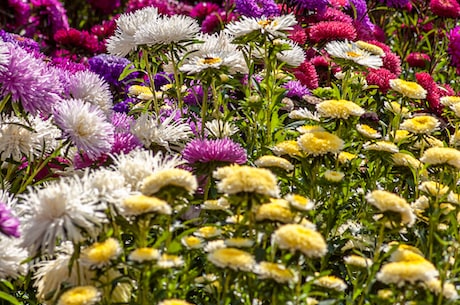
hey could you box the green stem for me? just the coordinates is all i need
[169,45,184,115]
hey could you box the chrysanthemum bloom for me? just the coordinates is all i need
[57,286,101,305]
[365,190,415,226]
[272,224,327,258]
[449,102,460,118]
[297,125,325,134]
[128,85,154,100]
[289,108,320,121]
[363,141,399,153]
[323,170,345,182]
[255,200,294,223]
[365,68,397,94]
[255,262,297,283]
[392,152,423,170]
[141,168,198,196]
[254,155,294,171]
[205,119,239,138]
[225,14,297,39]
[399,115,439,135]
[285,194,315,211]
[207,247,255,272]
[0,237,28,279]
[224,237,254,248]
[316,99,365,119]
[309,21,357,43]
[293,59,319,89]
[424,279,459,300]
[0,203,20,238]
[182,138,247,167]
[383,101,410,117]
[420,147,460,169]
[419,181,449,197]
[202,197,230,210]
[440,96,460,107]
[448,26,460,69]
[272,140,303,157]
[82,238,122,268]
[128,247,160,263]
[275,40,306,68]
[356,124,381,139]
[325,40,383,69]
[344,254,373,268]
[297,131,344,156]
[430,0,460,18]
[313,275,347,292]
[194,226,222,239]
[376,259,439,287]
[213,164,280,197]
[235,0,279,18]
[158,299,194,305]
[53,99,115,160]
[406,52,430,68]
[389,79,427,99]
[157,254,184,269]
[121,194,172,216]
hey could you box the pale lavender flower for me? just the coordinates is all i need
[183,138,247,166]
[53,99,115,160]
[283,80,310,98]
[0,203,20,238]
[235,0,280,18]
[88,54,139,86]
[111,132,142,155]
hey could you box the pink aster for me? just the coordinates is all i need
[183,138,247,166]
[430,0,460,18]
[406,52,431,68]
[416,72,443,116]
[366,68,396,94]
[293,59,319,89]
[308,21,357,43]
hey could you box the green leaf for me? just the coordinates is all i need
[0,291,22,305]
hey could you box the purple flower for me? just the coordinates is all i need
[378,0,410,8]
[89,54,138,86]
[111,132,142,155]
[235,0,280,18]
[153,72,173,90]
[183,138,247,166]
[111,112,135,132]
[31,0,69,36]
[448,26,460,69]
[0,203,20,238]
[292,0,328,12]
[0,30,41,55]
[184,85,205,106]
[283,80,310,98]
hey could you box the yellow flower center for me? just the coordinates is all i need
[201,57,222,65]
[346,51,362,58]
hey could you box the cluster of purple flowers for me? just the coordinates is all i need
[0,203,20,238]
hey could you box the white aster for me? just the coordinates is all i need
[276,39,306,67]
[0,237,28,279]
[84,168,132,206]
[325,40,383,69]
[288,108,320,121]
[130,111,192,151]
[106,6,159,57]
[19,175,107,255]
[225,14,297,39]
[205,119,239,138]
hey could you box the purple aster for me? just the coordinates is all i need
[153,72,173,90]
[31,0,69,36]
[0,203,20,238]
[53,99,115,160]
[0,30,41,55]
[0,42,63,116]
[378,0,410,8]
[448,26,460,69]
[5,0,31,30]
[111,112,135,132]
[283,80,310,98]
[111,132,142,155]
[184,85,205,106]
[183,138,247,166]
[113,97,137,113]
[292,0,328,12]
[235,0,280,18]
[88,54,139,86]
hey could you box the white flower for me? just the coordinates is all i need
[84,168,132,206]
[205,119,239,138]
[135,14,200,46]
[30,115,62,154]
[288,108,320,121]
[130,111,192,151]
[225,14,297,39]
[276,39,306,67]
[106,6,159,57]
[325,40,383,69]
[19,175,107,255]
[0,238,28,279]
[66,70,113,116]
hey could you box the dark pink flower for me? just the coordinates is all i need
[430,0,460,18]
[416,72,443,116]
[365,68,396,94]
[293,60,319,89]
[308,21,357,43]
[406,52,430,68]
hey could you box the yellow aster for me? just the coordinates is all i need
[389,79,427,99]
[207,247,255,272]
[254,155,294,171]
[323,170,345,182]
[195,226,222,239]
[384,101,410,117]
[316,99,365,119]
[158,299,194,305]
[419,181,449,197]
[355,40,385,56]
[344,254,372,268]
[424,279,459,300]
[272,140,303,157]
[393,129,411,143]
[450,102,460,118]
[141,168,198,196]
[400,115,439,134]
[128,247,160,263]
[313,275,347,292]
[82,238,122,268]
[337,151,357,164]
[224,237,254,248]
[296,125,325,134]
[420,147,460,169]
[297,131,344,156]
[365,190,415,226]
[128,85,154,100]
[363,141,399,153]
[181,236,204,249]
[121,194,172,216]
[285,193,315,211]
[255,200,294,223]
[440,96,460,106]
[356,124,381,139]
[392,152,423,170]
[157,254,184,269]
[57,286,100,305]
[449,130,460,146]
[413,135,444,149]
[272,224,327,258]
[255,261,297,283]
[201,197,230,210]
[376,259,438,287]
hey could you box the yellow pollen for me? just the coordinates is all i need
[258,19,277,28]
[201,57,222,65]
[346,51,362,58]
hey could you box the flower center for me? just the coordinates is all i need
[346,51,362,58]
[201,57,222,65]
[258,19,277,28]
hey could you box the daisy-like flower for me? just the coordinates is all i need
[254,155,294,171]
[316,99,365,119]
[400,115,440,134]
[365,190,415,226]
[53,98,115,160]
[272,140,303,157]
[158,299,194,305]
[0,237,28,279]
[424,279,459,300]
[129,247,160,263]
[224,237,254,248]
[205,119,239,138]
[392,152,423,170]
[449,102,460,118]
[195,226,222,239]
[288,107,320,121]
[312,275,348,292]
[66,70,113,116]
[81,238,122,268]
[323,170,345,182]
[344,254,373,268]
[20,176,107,255]
[207,247,255,272]
[141,168,198,196]
[213,164,280,197]
[285,193,314,211]
[135,14,200,46]
[106,6,159,57]
[255,261,297,283]
[384,101,410,117]
[297,131,344,156]
[337,151,357,164]
[128,85,154,100]
[363,141,399,153]
[440,96,460,107]
[57,286,101,305]
[181,236,204,249]
[255,199,294,223]
[157,254,184,269]
[420,147,460,169]
[275,39,306,67]
[450,130,460,146]
[202,197,230,210]
[297,125,325,134]
[389,79,427,99]
[225,14,297,39]
[182,138,247,166]
[324,40,383,69]
[272,224,327,258]
[419,181,449,197]
[121,194,172,216]
[376,259,439,287]
[356,124,381,139]
[130,112,192,152]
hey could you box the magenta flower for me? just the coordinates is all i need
[0,203,20,238]
[183,138,247,167]
[448,26,460,69]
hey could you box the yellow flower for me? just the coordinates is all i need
[389,79,427,99]
[377,289,393,299]
[316,99,365,119]
[323,170,345,182]
[399,115,439,134]
[213,164,280,197]
[181,236,204,249]
[285,193,314,211]
[201,197,230,210]
[392,152,423,170]
[376,259,439,287]
[424,279,459,300]
[356,124,381,139]
[313,275,347,291]
[337,151,357,164]
[128,247,160,263]
[57,286,100,305]
[450,102,460,118]
[141,168,198,196]
[419,181,449,197]
[157,254,184,269]
[393,129,411,143]
[413,135,444,149]
[420,147,460,169]
[195,226,222,239]
[355,40,385,56]
[207,248,255,272]
[158,299,194,305]
[363,141,399,153]
[128,85,154,100]
[440,96,460,106]
[224,237,254,248]
[297,131,344,156]
[384,101,410,117]
[272,140,303,157]
[344,254,372,268]
[254,155,294,171]
[365,190,415,226]
[255,261,297,283]
[122,194,172,216]
[296,125,325,134]
[449,130,460,146]
[272,224,327,258]
[82,238,122,267]
[255,200,294,223]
